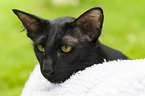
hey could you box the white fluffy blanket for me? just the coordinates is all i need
[21,59,145,96]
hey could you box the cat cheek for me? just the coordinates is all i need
[57,52,61,57]
[39,52,45,57]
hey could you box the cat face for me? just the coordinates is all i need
[13,7,104,83]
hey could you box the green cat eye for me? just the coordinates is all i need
[61,45,72,53]
[37,45,45,52]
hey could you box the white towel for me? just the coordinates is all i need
[21,59,145,96]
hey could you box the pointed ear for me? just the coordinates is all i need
[13,9,46,41]
[74,7,104,41]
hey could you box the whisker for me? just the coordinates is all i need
[20,26,26,32]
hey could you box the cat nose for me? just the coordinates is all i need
[42,59,54,75]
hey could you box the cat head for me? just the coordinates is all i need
[13,7,104,83]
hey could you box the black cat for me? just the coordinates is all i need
[13,7,128,83]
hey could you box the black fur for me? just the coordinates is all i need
[13,7,128,83]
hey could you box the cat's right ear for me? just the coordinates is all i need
[13,9,47,41]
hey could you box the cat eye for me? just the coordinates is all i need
[61,45,72,53]
[37,45,45,52]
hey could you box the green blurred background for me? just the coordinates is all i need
[0,0,145,95]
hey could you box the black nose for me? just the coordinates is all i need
[42,59,54,75]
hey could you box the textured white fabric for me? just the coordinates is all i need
[21,59,145,96]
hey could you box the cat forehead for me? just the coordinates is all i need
[62,34,90,45]
[48,17,75,35]
[51,16,75,24]
[62,35,79,44]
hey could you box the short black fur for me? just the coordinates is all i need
[13,7,128,83]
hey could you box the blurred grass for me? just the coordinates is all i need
[0,0,145,96]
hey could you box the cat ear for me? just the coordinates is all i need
[13,9,46,41]
[74,7,104,41]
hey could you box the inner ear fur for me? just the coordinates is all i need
[74,7,104,41]
[13,9,47,41]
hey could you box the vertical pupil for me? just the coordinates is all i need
[65,45,67,49]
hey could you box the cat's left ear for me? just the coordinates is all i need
[74,7,104,41]
[13,9,47,41]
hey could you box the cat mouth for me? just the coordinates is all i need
[42,72,69,83]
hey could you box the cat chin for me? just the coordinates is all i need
[41,72,69,83]
[45,76,68,83]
